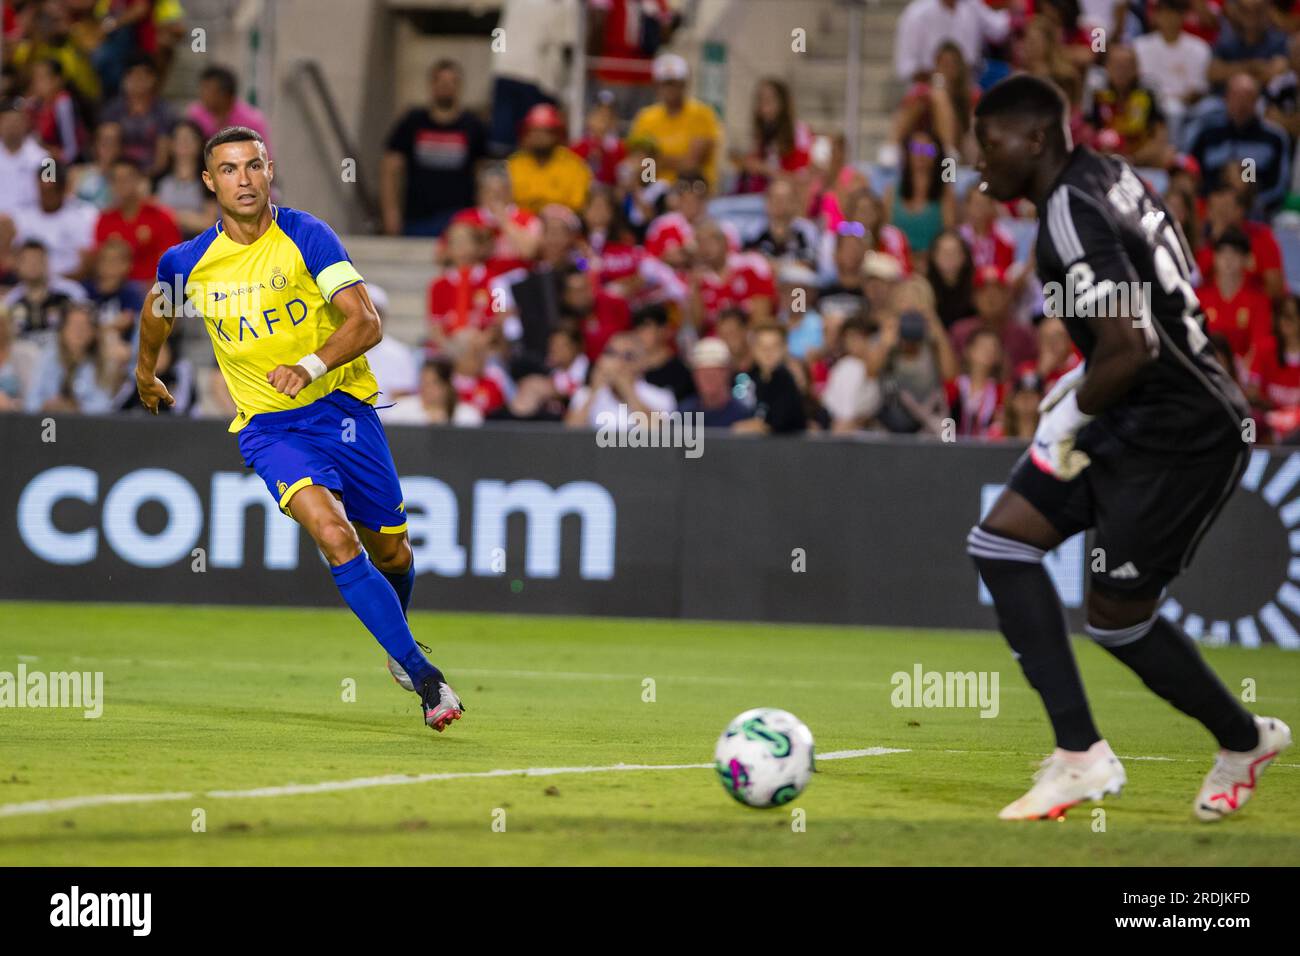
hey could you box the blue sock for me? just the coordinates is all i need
[381,562,415,617]
[331,553,439,688]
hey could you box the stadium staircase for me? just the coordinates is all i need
[785,0,911,163]
[344,235,440,345]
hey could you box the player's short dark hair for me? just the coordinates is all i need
[203,126,266,164]
[199,65,238,98]
[975,74,1069,148]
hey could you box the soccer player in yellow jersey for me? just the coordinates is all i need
[134,126,464,733]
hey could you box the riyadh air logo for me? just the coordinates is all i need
[211,290,227,302]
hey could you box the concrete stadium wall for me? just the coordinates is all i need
[2,414,1296,648]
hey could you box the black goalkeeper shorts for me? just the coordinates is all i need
[1005,429,1248,600]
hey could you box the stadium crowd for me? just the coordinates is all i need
[2,0,1300,442]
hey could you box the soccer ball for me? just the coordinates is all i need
[714,708,815,808]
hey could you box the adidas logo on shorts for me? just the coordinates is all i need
[1109,561,1140,579]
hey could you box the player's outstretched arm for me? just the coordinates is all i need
[266,283,382,398]
[135,286,177,414]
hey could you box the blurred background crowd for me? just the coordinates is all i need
[2,0,1300,442]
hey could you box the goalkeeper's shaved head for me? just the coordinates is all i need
[974,74,1073,203]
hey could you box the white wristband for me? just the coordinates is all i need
[296,353,328,382]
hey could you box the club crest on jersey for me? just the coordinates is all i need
[270,267,288,291]
[1106,165,1147,216]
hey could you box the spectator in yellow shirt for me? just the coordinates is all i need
[10,2,100,103]
[628,53,722,187]
[506,104,591,213]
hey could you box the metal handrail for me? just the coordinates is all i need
[287,58,381,231]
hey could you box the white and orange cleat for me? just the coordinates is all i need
[418,677,465,733]
[998,740,1126,820]
[1193,716,1291,822]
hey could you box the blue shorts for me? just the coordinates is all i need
[237,391,408,534]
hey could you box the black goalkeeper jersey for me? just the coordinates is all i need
[1034,146,1249,457]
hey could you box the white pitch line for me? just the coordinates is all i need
[0,748,910,819]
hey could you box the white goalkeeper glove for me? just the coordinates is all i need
[1030,363,1094,480]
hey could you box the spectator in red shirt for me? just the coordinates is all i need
[546,325,590,400]
[731,78,811,194]
[1198,228,1275,366]
[949,265,1038,374]
[580,184,641,291]
[27,58,87,164]
[644,173,711,265]
[946,327,1006,438]
[572,96,627,186]
[95,158,180,284]
[1018,314,1082,391]
[452,165,542,281]
[958,184,1015,272]
[1196,185,1286,301]
[560,265,631,363]
[690,219,777,328]
[1248,294,1300,436]
[446,327,506,415]
[428,221,496,350]
[992,368,1045,441]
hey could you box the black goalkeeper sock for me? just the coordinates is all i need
[1088,614,1260,752]
[968,527,1102,752]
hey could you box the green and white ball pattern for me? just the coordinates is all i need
[714,708,815,808]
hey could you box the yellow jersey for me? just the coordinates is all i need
[156,206,377,432]
[628,98,722,186]
[506,145,592,213]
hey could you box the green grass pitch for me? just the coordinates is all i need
[0,600,1296,866]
